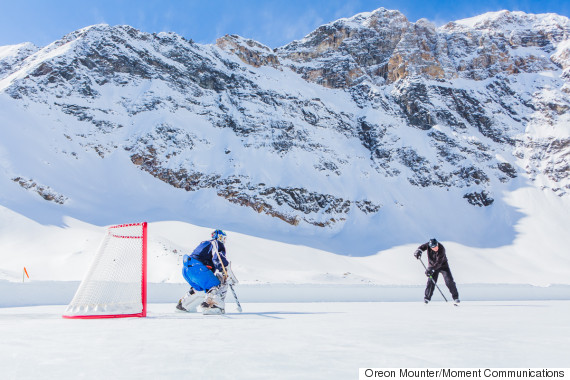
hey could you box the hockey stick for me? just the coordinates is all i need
[228,284,242,312]
[213,243,243,312]
[418,257,448,302]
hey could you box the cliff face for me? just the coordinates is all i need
[276,9,569,85]
[272,9,570,199]
[0,8,568,252]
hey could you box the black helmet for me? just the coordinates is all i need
[429,238,438,248]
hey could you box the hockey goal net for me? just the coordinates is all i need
[63,222,147,319]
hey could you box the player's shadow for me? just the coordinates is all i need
[224,311,338,319]
[150,311,338,320]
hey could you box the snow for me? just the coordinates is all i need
[454,10,570,32]
[0,42,36,60]
[1,182,569,286]
[0,179,568,376]
[0,183,569,376]
[0,10,569,377]
[455,10,513,28]
[1,15,568,253]
[1,301,569,379]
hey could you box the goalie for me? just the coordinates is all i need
[176,229,238,315]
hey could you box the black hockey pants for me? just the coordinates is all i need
[424,263,459,301]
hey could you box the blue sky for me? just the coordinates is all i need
[1,0,569,48]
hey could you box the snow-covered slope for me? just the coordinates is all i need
[1,183,568,286]
[0,8,569,285]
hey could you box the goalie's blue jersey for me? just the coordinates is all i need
[189,239,228,273]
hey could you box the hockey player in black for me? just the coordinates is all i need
[414,238,460,304]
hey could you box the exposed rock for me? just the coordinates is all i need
[216,35,280,68]
[11,177,67,204]
[463,190,495,207]
[1,9,568,230]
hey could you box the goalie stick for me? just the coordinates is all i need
[228,284,242,312]
[213,243,243,312]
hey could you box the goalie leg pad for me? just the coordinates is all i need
[179,288,205,312]
[199,284,227,314]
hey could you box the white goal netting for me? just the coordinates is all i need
[63,222,147,318]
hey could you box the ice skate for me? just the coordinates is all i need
[175,299,187,312]
[200,301,225,315]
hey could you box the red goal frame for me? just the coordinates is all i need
[63,222,147,319]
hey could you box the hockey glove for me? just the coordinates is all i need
[214,270,226,285]
[425,268,434,277]
[414,250,422,259]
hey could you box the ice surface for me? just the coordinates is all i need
[1,301,569,379]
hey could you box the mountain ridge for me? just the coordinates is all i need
[0,8,568,255]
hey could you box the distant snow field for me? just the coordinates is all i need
[1,185,569,287]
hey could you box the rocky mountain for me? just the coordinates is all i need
[0,8,568,254]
